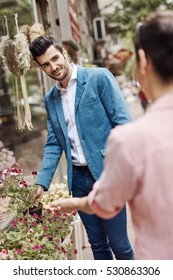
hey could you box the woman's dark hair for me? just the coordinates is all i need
[29,35,63,62]
[134,10,173,82]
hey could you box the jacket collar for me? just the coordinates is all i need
[52,64,86,98]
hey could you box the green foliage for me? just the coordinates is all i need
[106,0,173,37]
[0,0,33,37]
[105,0,173,79]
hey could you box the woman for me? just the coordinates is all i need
[51,10,173,260]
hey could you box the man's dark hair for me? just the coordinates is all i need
[29,35,63,62]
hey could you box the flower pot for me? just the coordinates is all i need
[23,202,43,218]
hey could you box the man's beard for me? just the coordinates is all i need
[49,60,69,81]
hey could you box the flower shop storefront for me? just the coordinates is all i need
[0,1,89,260]
[0,0,46,195]
[0,0,48,176]
[0,0,67,181]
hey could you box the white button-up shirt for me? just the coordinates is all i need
[56,64,87,165]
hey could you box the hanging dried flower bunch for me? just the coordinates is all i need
[29,23,45,42]
[0,14,32,130]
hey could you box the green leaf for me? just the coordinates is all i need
[6,231,23,241]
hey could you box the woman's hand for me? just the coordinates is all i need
[50,196,94,214]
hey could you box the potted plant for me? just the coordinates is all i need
[2,167,41,214]
[0,168,78,259]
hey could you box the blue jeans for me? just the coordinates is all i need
[72,166,134,260]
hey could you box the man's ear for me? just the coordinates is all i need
[138,49,148,75]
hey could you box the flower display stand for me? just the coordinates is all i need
[69,214,90,260]
[70,215,83,260]
[0,197,16,231]
[0,212,16,231]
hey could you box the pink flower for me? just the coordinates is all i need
[2,168,22,181]
[61,247,67,253]
[33,244,41,251]
[45,234,52,239]
[32,171,38,176]
[54,214,59,219]
[10,220,18,228]
[74,249,78,255]
[22,219,28,225]
[1,249,8,254]
[0,249,13,260]
[12,167,22,175]
[16,249,23,254]
[32,213,38,219]
[4,167,22,176]
[43,226,49,231]
[72,211,77,216]
[18,180,29,188]
[56,239,61,243]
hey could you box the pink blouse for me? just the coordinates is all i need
[88,93,173,259]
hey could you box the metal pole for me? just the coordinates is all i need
[31,0,39,23]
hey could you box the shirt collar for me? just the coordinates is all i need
[148,92,173,112]
[56,64,77,92]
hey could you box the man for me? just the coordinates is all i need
[29,35,133,260]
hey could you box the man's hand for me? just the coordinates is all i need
[50,196,94,214]
[34,185,44,202]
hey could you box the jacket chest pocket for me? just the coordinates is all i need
[80,96,97,107]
